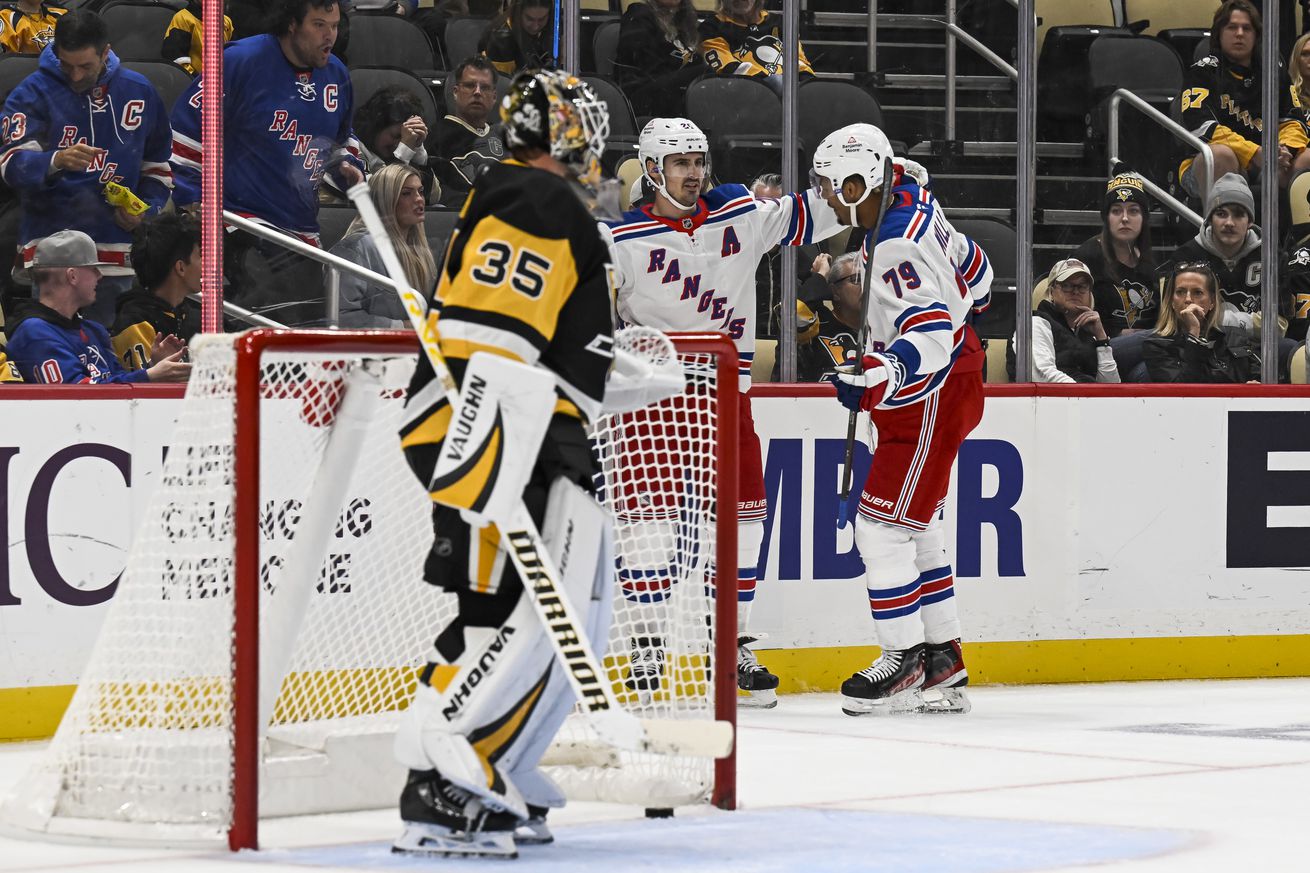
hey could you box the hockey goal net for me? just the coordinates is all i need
[0,329,738,849]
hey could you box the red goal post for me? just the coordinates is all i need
[0,329,739,851]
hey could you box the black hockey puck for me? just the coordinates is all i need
[645,807,674,819]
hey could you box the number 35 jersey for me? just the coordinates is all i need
[404,158,616,467]
[859,182,993,409]
[600,183,841,392]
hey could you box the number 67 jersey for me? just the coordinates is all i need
[600,184,842,392]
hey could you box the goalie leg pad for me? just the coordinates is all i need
[430,352,556,527]
[855,516,925,651]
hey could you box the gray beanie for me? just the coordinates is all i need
[1206,172,1255,219]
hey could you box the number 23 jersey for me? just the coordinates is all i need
[600,183,840,392]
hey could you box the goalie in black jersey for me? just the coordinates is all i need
[392,69,621,859]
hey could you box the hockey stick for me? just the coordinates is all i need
[346,182,732,760]
[836,158,896,530]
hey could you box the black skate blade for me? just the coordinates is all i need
[392,822,517,859]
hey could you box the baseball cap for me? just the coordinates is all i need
[30,230,113,269]
[1048,257,1093,284]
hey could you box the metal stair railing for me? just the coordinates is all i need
[1106,88,1211,228]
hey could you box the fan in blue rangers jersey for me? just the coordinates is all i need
[170,0,364,241]
[817,123,993,719]
[598,117,843,710]
[0,12,173,321]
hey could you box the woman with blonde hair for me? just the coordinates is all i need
[1142,263,1254,382]
[330,164,437,328]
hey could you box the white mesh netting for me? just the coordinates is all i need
[0,331,727,845]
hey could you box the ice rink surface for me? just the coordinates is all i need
[1,678,1307,872]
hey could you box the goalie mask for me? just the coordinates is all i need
[637,117,710,214]
[811,123,897,226]
[502,69,610,194]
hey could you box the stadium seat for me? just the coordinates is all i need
[444,16,491,69]
[350,67,441,132]
[1158,28,1209,64]
[983,339,1011,384]
[592,19,620,77]
[318,205,358,253]
[1036,24,1131,140]
[347,15,443,72]
[1087,35,1183,181]
[951,217,1016,340]
[685,77,789,182]
[425,208,461,269]
[751,338,776,384]
[122,60,191,113]
[1193,39,1214,63]
[797,79,906,154]
[102,2,179,60]
[1291,345,1307,384]
[1031,275,1050,311]
[1123,0,1211,35]
[0,55,39,103]
[1035,0,1117,53]
[615,156,643,210]
[581,75,638,173]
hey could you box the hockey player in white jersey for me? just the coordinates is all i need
[812,123,993,716]
[599,118,844,708]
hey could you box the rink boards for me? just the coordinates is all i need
[2,383,1309,739]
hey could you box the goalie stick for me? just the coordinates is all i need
[836,158,896,530]
[346,182,733,760]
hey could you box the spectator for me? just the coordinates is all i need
[1292,31,1310,119]
[329,163,434,328]
[1162,173,1263,329]
[430,56,505,207]
[1281,218,1310,344]
[700,0,814,95]
[1007,258,1120,383]
[5,230,189,383]
[0,307,20,381]
[481,0,553,76]
[111,212,201,373]
[614,0,705,119]
[773,250,862,382]
[0,1,65,55]
[170,0,365,323]
[1069,172,1157,337]
[750,172,833,337]
[1178,0,1309,198]
[162,1,235,76]
[0,12,174,327]
[1143,263,1256,383]
[353,85,436,201]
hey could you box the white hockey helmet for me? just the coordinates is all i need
[637,117,710,213]
[811,123,896,225]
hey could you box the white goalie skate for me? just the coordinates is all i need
[392,771,521,860]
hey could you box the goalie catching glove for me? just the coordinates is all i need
[827,353,905,413]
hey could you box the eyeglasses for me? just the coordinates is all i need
[833,273,860,286]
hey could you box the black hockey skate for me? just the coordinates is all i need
[392,769,521,859]
[738,635,780,709]
[624,635,666,699]
[841,644,925,716]
[920,639,970,714]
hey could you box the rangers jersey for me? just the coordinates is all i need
[0,46,173,274]
[600,183,841,391]
[170,34,364,238]
[860,181,992,409]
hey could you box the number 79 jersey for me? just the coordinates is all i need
[861,182,993,409]
[600,183,842,392]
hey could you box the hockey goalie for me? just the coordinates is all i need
[387,69,683,859]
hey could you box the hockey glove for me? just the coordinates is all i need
[828,354,894,413]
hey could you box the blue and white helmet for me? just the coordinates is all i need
[637,117,710,213]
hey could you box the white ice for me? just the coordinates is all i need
[1,679,1307,872]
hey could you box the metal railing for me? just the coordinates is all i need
[223,210,405,329]
[1105,89,1210,228]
